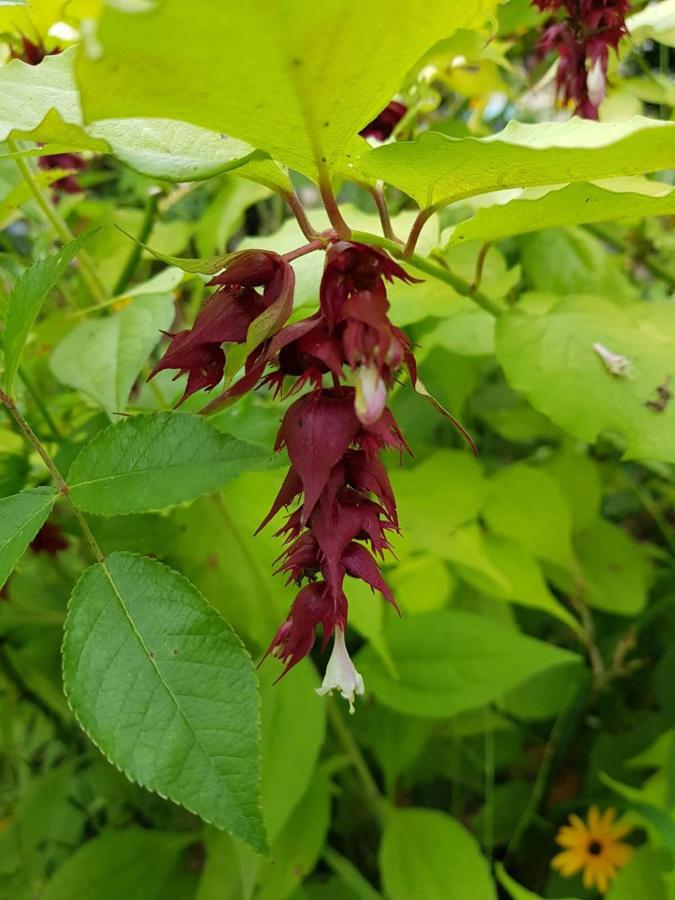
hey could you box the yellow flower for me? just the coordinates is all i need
[551,806,634,894]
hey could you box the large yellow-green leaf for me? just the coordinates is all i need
[356,117,675,208]
[496,295,675,462]
[75,0,496,180]
[444,181,675,247]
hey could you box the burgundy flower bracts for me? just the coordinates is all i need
[151,240,421,710]
[535,0,629,118]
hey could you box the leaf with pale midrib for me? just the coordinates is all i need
[62,552,267,853]
[0,486,58,587]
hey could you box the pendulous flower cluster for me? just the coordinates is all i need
[534,0,629,118]
[150,239,420,709]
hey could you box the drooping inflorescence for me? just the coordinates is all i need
[534,0,629,118]
[150,239,423,709]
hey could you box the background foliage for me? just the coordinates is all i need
[0,0,674,897]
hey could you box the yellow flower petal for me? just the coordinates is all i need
[552,849,586,877]
[606,842,634,867]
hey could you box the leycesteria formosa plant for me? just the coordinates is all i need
[149,224,457,711]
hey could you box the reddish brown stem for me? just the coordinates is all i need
[319,176,351,240]
[403,207,434,258]
[283,238,327,263]
[284,191,320,241]
[369,186,401,244]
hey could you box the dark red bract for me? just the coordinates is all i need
[360,100,408,141]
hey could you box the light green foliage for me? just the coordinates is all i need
[0,486,57,587]
[380,808,496,899]
[75,0,497,179]
[496,296,675,462]
[41,829,193,900]
[50,293,174,415]
[68,412,275,515]
[445,181,675,246]
[357,117,675,207]
[62,553,266,852]
[4,235,88,392]
[357,609,579,716]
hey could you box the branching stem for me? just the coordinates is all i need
[284,190,320,241]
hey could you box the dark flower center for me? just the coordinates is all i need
[587,839,603,856]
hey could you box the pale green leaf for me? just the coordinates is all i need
[49,293,174,416]
[389,451,485,557]
[88,118,261,182]
[482,464,575,567]
[62,553,266,852]
[357,117,675,208]
[42,829,191,900]
[357,609,579,717]
[574,520,652,616]
[75,0,496,179]
[496,295,675,462]
[67,411,276,516]
[0,486,58,588]
[445,181,675,246]
[606,848,670,900]
[258,662,326,842]
[627,0,675,48]
[4,235,89,392]
[380,808,496,900]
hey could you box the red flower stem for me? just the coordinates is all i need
[318,172,351,239]
[283,238,327,263]
[368,185,402,245]
[283,190,320,241]
[402,207,434,258]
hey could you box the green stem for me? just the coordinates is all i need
[7,138,109,306]
[505,667,590,859]
[327,698,385,822]
[585,222,675,287]
[113,190,161,296]
[18,365,62,441]
[352,229,503,317]
[483,710,495,860]
[0,388,105,565]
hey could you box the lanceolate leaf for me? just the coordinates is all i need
[356,610,580,717]
[0,486,58,587]
[62,553,267,853]
[444,181,675,247]
[496,296,675,462]
[356,117,675,208]
[4,234,89,393]
[75,0,497,180]
[49,293,174,416]
[67,411,276,516]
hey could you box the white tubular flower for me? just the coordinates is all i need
[587,58,606,109]
[592,342,631,377]
[355,364,387,427]
[316,628,365,714]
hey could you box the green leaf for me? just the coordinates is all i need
[627,0,675,48]
[496,295,675,462]
[75,0,495,179]
[49,293,174,416]
[67,411,276,516]
[357,117,675,208]
[496,863,582,900]
[573,520,652,616]
[258,661,326,842]
[445,181,675,246]
[380,808,496,900]
[4,235,89,392]
[0,49,104,149]
[606,847,671,900]
[481,464,575,568]
[42,828,192,900]
[0,486,58,588]
[357,609,579,717]
[389,451,485,557]
[62,552,266,852]
[255,771,331,900]
[88,119,261,182]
